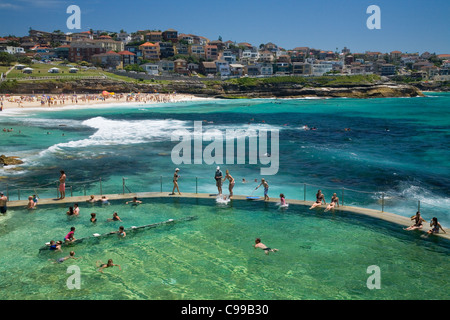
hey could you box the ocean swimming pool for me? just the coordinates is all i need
[0,197,448,300]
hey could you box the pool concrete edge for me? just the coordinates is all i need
[5,192,450,241]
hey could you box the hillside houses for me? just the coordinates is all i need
[1,28,448,81]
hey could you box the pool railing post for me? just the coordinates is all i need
[418,200,420,212]
[70,186,73,197]
[342,188,344,206]
[196,177,198,194]
[83,185,86,196]
[303,183,306,202]
[18,188,20,201]
[6,184,9,201]
[122,177,125,195]
[100,177,102,195]
[160,176,162,193]
[381,193,385,212]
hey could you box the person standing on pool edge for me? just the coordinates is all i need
[0,192,7,215]
[215,166,223,195]
[59,170,66,200]
[256,178,269,201]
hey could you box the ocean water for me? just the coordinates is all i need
[1,93,449,225]
[0,93,449,300]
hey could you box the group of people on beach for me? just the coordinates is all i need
[0,92,189,109]
[309,189,340,212]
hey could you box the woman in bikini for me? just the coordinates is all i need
[171,168,181,195]
[310,190,326,209]
[404,211,426,231]
[324,193,339,212]
[427,217,446,235]
[223,169,235,198]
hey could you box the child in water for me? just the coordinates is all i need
[253,238,278,255]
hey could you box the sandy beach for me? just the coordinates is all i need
[0,92,212,111]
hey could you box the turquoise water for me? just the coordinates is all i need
[0,93,449,299]
[1,93,449,224]
[0,198,448,300]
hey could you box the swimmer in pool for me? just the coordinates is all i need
[52,251,77,264]
[90,213,97,223]
[126,197,142,205]
[253,238,278,255]
[107,212,121,222]
[279,193,287,206]
[97,259,121,273]
[64,227,76,243]
[86,195,97,203]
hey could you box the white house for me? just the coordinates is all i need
[142,63,159,75]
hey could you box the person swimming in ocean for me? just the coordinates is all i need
[253,238,278,255]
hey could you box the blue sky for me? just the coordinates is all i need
[0,0,449,54]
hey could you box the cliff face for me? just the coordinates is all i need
[5,79,424,98]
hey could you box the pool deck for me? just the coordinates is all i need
[5,192,450,241]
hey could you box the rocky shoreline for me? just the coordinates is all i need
[2,78,425,99]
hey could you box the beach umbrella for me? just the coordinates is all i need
[102,91,109,96]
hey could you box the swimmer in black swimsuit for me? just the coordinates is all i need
[171,168,181,195]
[404,211,426,231]
[310,190,326,209]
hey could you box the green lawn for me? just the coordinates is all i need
[6,62,106,79]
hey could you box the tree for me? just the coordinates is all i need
[0,52,16,66]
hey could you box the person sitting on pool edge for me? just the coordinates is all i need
[310,190,326,209]
[253,238,278,255]
[404,211,426,231]
[427,217,447,235]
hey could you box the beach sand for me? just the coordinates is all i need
[0,93,212,111]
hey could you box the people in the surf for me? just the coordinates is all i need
[223,169,235,198]
[97,259,121,273]
[427,217,447,235]
[324,193,339,212]
[215,166,223,195]
[255,178,269,201]
[126,197,142,205]
[171,168,181,195]
[310,190,326,209]
[404,211,426,231]
[253,238,278,255]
